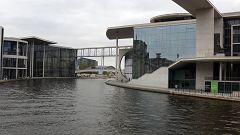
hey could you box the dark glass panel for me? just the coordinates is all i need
[3,58,16,67]
[133,23,196,79]
[3,41,17,55]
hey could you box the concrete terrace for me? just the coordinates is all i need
[106,80,240,102]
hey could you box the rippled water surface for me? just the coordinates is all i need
[0,79,240,135]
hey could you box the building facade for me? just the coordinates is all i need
[0,34,77,80]
[2,37,28,80]
[106,0,240,93]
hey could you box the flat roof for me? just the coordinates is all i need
[106,25,134,40]
[106,19,196,40]
[20,36,57,45]
[150,13,194,23]
[169,56,240,69]
[4,37,28,44]
[49,44,76,50]
[172,0,222,18]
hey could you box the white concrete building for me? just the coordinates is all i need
[106,0,240,93]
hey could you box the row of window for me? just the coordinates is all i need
[2,58,27,68]
[3,41,27,56]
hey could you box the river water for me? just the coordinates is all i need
[0,79,240,135]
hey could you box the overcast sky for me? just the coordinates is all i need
[0,0,240,65]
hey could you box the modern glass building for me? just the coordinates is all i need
[106,0,240,93]
[0,35,77,80]
[22,37,77,78]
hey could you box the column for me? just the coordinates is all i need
[219,62,223,81]
[31,41,34,78]
[43,44,45,77]
[115,38,119,70]
[16,41,19,79]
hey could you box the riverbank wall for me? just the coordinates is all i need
[0,77,78,84]
[105,80,240,102]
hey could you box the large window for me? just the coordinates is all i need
[224,18,240,56]
[18,42,27,56]
[133,23,196,78]
[3,41,17,55]
[3,58,16,67]
[33,45,44,77]
[44,46,76,77]
[18,59,27,68]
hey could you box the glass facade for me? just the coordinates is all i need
[31,45,77,78]
[44,46,76,77]
[169,63,196,89]
[18,42,27,56]
[33,45,44,77]
[133,23,196,79]
[224,18,240,56]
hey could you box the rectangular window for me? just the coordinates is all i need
[3,41,17,55]
[3,58,16,67]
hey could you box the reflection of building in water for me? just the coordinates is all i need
[133,40,175,79]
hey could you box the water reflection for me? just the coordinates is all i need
[0,79,240,135]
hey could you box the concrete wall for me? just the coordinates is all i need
[129,67,169,88]
[116,48,132,82]
[0,27,3,79]
[196,8,215,57]
[196,62,213,90]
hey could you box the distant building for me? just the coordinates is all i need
[0,29,77,80]
[77,58,98,70]
[76,66,115,77]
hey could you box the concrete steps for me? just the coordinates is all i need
[128,67,169,88]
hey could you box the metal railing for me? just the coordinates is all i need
[173,88,240,99]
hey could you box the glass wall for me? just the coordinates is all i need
[133,23,196,78]
[44,46,76,77]
[18,42,27,56]
[3,69,16,79]
[44,46,60,77]
[169,63,196,89]
[59,48,76,77]
[33,45,44,77]
[224,18,240,56]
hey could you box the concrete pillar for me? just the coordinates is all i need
[219,62,223,81]
[196,8,215,57]
[224,63,227,81]
[116,38,119,70]
[196,62,213,90]
[31,41,35,78]
[16,41,19,79]
[43,44,45,77]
